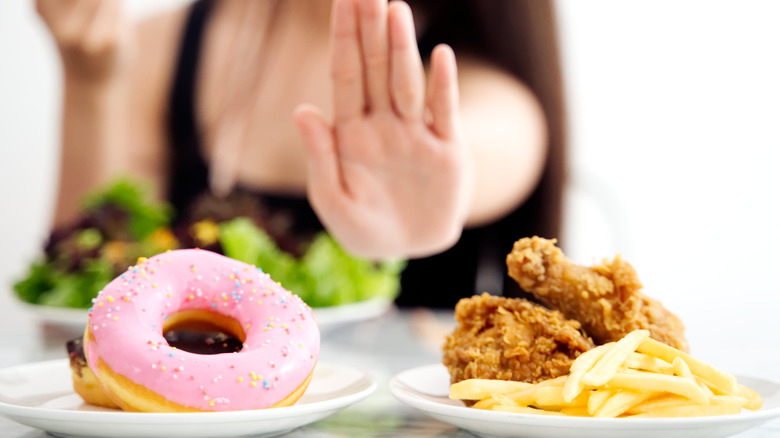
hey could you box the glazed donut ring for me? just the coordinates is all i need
[83,249,320,412]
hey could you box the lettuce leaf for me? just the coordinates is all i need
[83,178,172,240]
[218,217,306,300]
[219,218,405,307]
[13,179,175,309]
[13,258,114,308]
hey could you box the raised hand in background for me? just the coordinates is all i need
[294,0,471,259]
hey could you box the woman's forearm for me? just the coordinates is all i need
[34,0,134,229]
[53,75,129,228]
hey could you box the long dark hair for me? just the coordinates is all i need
[409,0,568,298]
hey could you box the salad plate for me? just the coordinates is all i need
[15,296,394,336]
[0,359,375,438]
[12,179,404,339]
[15,300,88,328]
[312,296,394,334]
[389,364,780,438]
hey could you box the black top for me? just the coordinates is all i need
[166,0,526,308]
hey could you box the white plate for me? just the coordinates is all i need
[312,297,394,334]
[0,359,376,438]
[15,300,88,328]
[389,364,780,438]
[15,296,394,336]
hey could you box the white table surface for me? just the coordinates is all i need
[1,297,778,438]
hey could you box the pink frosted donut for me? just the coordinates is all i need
[83,248,320,412]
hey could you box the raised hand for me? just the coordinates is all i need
[294,0,472,259]
[35,0,130,83]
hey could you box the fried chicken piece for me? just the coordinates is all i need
[442,293,594,386]
[506,236,687,351]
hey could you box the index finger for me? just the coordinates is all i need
[330,0,364,122]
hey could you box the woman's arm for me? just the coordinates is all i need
[457,55,548,227]
[36,0,132,227]
[37,0,182,228]
[55,69,130,228]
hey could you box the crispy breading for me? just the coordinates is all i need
[442,293,594,385]
[506,236,687,351]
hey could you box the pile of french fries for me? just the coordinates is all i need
[449,329,763,418]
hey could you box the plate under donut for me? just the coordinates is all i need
[0,359,376,438]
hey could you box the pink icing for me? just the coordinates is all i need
[84,248,320,411]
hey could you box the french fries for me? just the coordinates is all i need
[449,378,533,400]
[449,329,763,418]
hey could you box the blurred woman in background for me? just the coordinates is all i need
[35,0,566,307]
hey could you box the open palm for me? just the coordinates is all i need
[295,0,471,259]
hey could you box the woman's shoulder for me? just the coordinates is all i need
[456,54,546,150]
[457,55,542,115]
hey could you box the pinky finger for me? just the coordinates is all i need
[427,44,460,139]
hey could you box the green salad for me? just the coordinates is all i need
[219,218,404,307]
[13,179,405,309]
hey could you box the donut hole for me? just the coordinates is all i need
[162,310,245,355]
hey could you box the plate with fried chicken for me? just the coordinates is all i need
[390,237,780,438]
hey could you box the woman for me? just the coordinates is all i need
[35,0,566,307]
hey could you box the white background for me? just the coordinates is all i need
[0,1,778,376]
